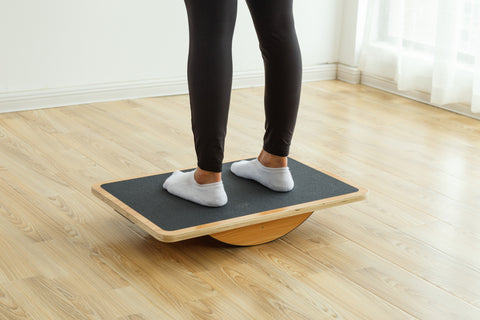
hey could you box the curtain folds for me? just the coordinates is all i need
[359,0,480,113]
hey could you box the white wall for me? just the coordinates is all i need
[338,0,369,67]
[337,0,367,84]
[338,0,360,67]
[0,0,343,113]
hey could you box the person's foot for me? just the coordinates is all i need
[230,150,294,192]
[163,169,227,207]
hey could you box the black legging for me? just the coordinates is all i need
[185,0,302,172]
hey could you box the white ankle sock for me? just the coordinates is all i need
[162,170,228,207]
[230,158,294,192]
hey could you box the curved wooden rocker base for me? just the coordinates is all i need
[210,212,313,246]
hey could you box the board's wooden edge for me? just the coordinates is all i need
[91,182,177,242]
[91,156,368,243]
[167,188,367,242]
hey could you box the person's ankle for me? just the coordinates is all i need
[194,167,222,184]
[258,149,288,168]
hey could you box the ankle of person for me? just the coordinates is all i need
[258,150,288,168]
[194,167,222,184]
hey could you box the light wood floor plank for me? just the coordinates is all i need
[309,241,480,319]
[315,205,480,308]
[0,80,479,319]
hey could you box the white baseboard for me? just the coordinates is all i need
[0,64,337,114]
[232,64,337,88]
[7,64,476,120]
[337,64,361,84]
[0,78,189,114]
[303,64,338,82]
[361,72,480,120]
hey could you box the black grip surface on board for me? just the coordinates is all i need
[101,158,358,231]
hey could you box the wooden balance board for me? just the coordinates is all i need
[92,158,367,246]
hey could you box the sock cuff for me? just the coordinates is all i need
[195,181,224,189]
[190,171,224,188]
[255,158,290,172]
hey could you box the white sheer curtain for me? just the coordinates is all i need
[359,0,480,113]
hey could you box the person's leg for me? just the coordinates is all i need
[231,0,302,192]
[247,0,302,159]
[187,0,237,174]
[163,0,237,207]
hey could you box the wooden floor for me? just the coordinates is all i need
[0,80,479,319]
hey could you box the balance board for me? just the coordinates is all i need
[92,158,367,246]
